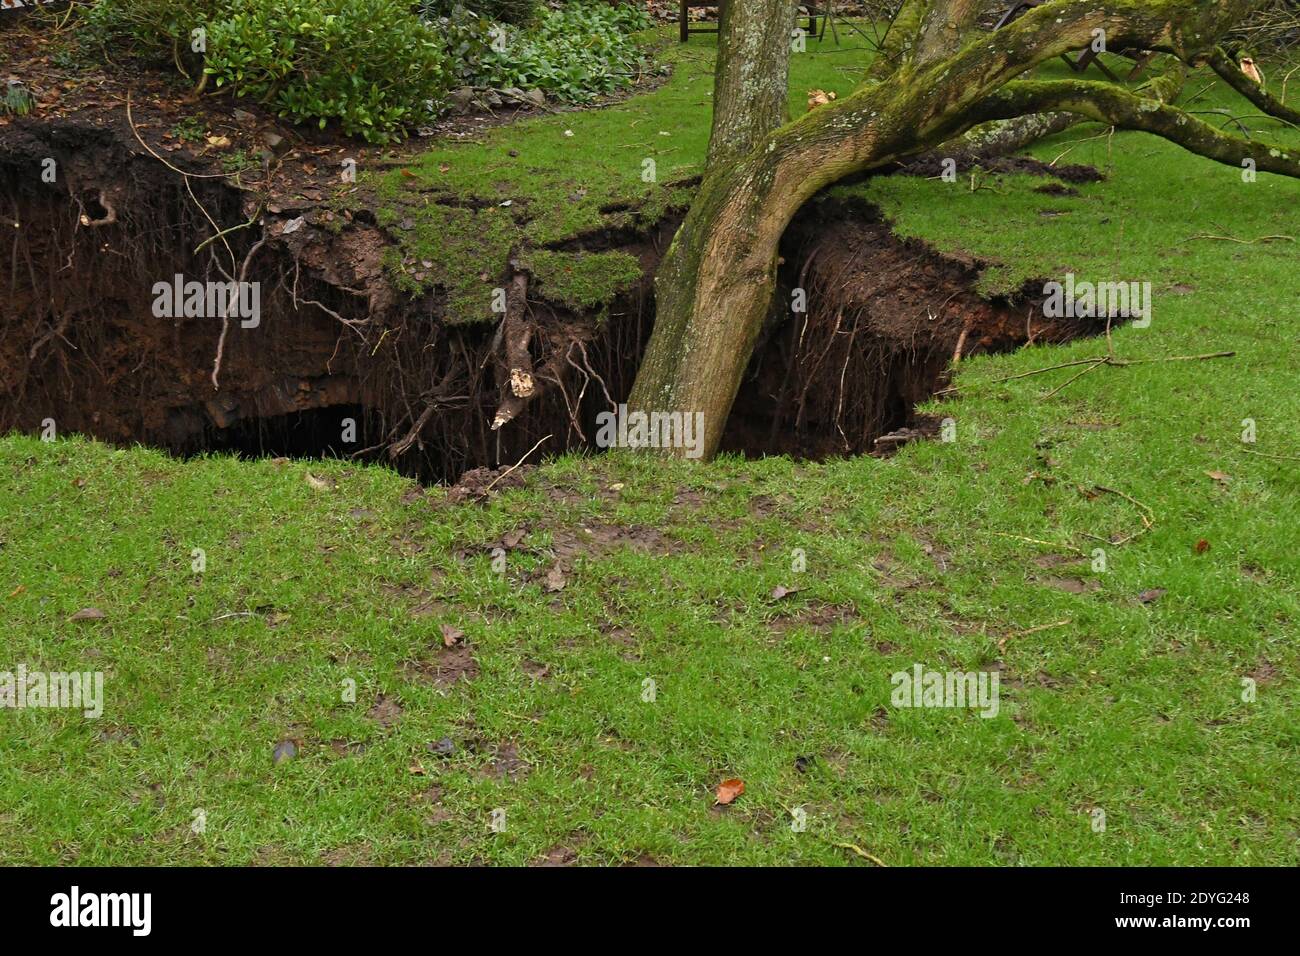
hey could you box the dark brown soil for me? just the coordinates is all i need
[898,153,1105,184]
[723,197,1113,460]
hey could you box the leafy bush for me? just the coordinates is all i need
[421,0,541,27]
[78,0,652,141]
[428,1,653,103]
[82,0,451,143]
[204,0,451,142]
[81,0,228,62]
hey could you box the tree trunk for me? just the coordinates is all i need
[707,0,798,169]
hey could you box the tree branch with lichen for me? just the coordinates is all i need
[969,78,1300,177]
[1209,46,1300,125]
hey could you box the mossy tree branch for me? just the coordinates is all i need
[630,0,1287,460]
[1209,46,1300,125]
[970,78,1300,176]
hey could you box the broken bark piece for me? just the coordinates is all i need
[504,272,534,398]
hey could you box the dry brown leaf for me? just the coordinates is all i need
[1205,470,1232,484]
[70,607,106,621]
[807,88,832,109]
[771,584,803,600]
[545,565,566,593]
[715,778,745,805]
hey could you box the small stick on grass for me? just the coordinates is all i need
[1178,233,1295,245]
[1238,447,1300,462]
[940,350,1235,397]
[481,434,552,496]
[1041,359,1105,400]
[998,618,1071,650]
[834,843,888,866]
[991,532,1086,557]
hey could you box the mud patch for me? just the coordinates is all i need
[899,154,1105,184]
[481,741,530,781]
[770,601,859,635]
[534,844,582,867]
[403,646,480,686]
[367,694,404,728]
[1036,576,1100,594]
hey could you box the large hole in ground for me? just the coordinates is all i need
[186,405,381,463]
[1,126,1113,484]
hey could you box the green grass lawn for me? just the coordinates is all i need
[2,27,1298,866]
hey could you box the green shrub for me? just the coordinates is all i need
[82,0,227,65]
[82,0,451,144]
[204,0,451,143]
[78,0,651,141]
[427,1,653,103]
[420,0,540,27]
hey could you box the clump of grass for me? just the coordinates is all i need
[519,250,644,310]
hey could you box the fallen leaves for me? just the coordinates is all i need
[1205,470,1232,484]
[545,564,567,593]
[368,694,403,729]
[807,88,837,109]
[70,607,107,621]
[714,778,745,806]
[770,584,803,600]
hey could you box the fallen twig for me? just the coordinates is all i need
[1041,359,1105,400]
[938,350,1235,397]
[481,434,552,496]
[834,842,888,867]
[1179,233,1295,245]
[1238,447,1300,462]
[991,532,1086,557]
[999,619,1071,650]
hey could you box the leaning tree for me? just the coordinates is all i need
[628,0,1300,459]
